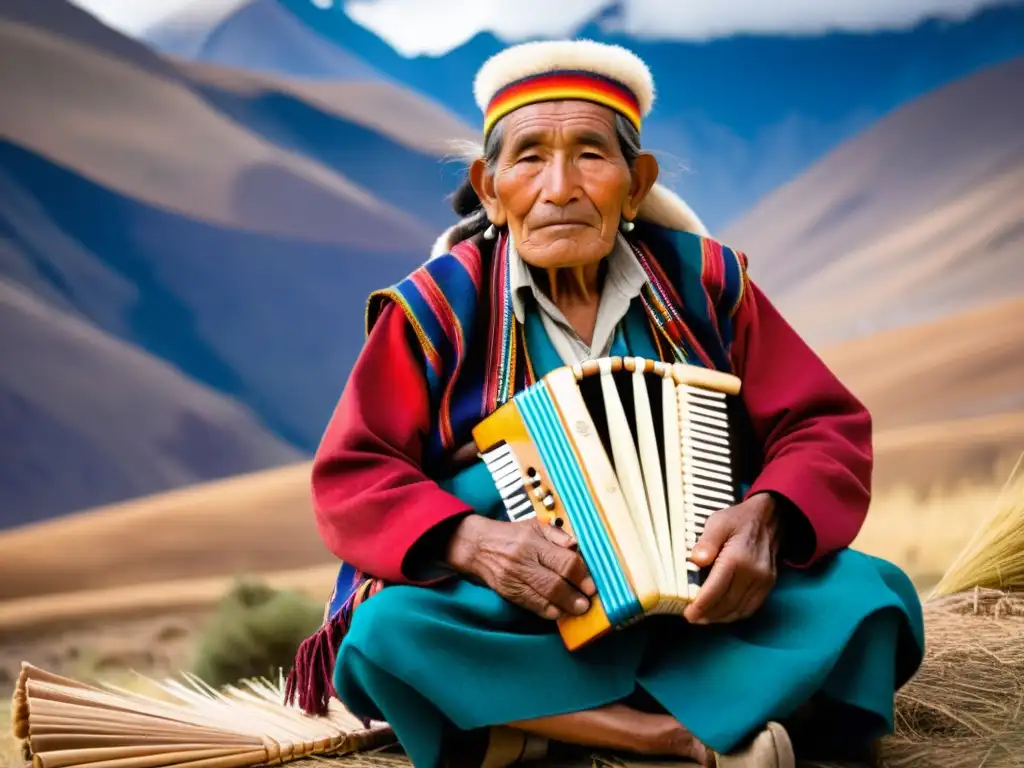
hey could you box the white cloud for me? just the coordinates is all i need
[68,0,1015,55]
[67,0,193,34]
[343,0,614,56]
[342,0,1012,56]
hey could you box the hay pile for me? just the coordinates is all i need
[877,467,1024,768]
[878,588,1024,767]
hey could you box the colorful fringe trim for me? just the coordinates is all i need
[284,575,384,717]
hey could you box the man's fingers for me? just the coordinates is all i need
[698,557,754,623]
[684,558,735,624]
[539,521,577,550]
[515,583,562,620]
[733,582,772,622]
[489,568,566,620]
[536,523,597,593]
[714,571,761,624]
[689,514,733,568]
[712,553,776,623]
[526,563,590,616]
[732,557,776,621]
[538,541,595,598]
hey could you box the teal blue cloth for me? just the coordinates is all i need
[334,300,926,767]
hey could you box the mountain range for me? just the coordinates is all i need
[723,56,1024,347]
[143,0,1024,231]
[0,0,471,522]
[0,0,1021,527]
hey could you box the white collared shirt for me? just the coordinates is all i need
[508,234,649,366]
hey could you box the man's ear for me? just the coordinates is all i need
[469,158,506,227]
[622,152,659,222]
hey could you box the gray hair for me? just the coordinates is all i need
[448,113,642,244]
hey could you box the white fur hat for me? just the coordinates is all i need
[473,39,655,137]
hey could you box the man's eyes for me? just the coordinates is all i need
[516,151,604,162]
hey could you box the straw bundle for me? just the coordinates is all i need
[10,663,395,768]
[930,458,1024,598]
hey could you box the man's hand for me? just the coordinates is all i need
[445,515,597,620]
[683,493,781,625]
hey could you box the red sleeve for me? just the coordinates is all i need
[311,303,473,584]
[729,280,872,566]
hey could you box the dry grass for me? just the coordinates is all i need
[878,589,1024,767]
[0,699,14,768]
[853,474,1023,590]
[932,457,1024,596]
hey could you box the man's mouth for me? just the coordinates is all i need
[538,221,589,231]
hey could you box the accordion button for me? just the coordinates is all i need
[542,494,556,510]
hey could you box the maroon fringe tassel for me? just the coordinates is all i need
[284,576,382,717]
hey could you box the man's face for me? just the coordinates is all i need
[487,101,634,270]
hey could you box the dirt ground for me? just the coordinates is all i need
[0,609,208,698]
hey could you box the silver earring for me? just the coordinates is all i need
[483,224,497,240]
[621,219,635,233]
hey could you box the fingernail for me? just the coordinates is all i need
[574,597,589,614]
[581,577,596,595]
[693,548,708,560]
[546,606,561,620]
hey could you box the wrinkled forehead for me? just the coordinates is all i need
[499,100,619,152]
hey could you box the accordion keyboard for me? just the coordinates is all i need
[480,443,538,522]
[679,383,737,589]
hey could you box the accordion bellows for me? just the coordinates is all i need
[473,356,742,650]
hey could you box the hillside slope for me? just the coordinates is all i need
[0,464,323,601]
[0,279,300,526]
[821,297,1024,488]
[822,298,1024,429]
[724,57,1024,347]
[0,0,476,523]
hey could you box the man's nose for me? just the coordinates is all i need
[540,156,582,207]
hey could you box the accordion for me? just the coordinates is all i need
[471,356,743,651]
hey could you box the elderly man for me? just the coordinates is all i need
[287,40,924,768]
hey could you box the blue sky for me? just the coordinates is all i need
[70,0,1014,55]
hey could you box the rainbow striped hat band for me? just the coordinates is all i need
[474,40,655,139]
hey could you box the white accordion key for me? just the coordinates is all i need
[631,358,675,598]
[599,358,668,595]
[677,379,738,599]
[480,443,536,521]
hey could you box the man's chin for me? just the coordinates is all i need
[519,232,612,269]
